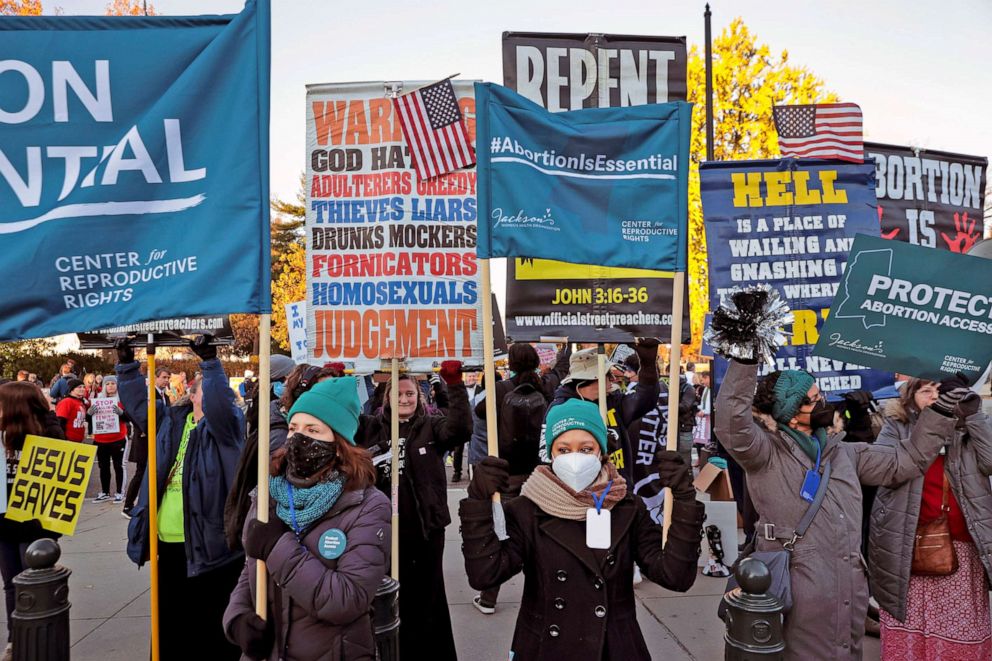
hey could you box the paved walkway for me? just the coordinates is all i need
[0,466,881,660]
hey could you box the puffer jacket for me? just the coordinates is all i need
[868,399,992,622]
[715,360,952,660]
[224,486,391,660]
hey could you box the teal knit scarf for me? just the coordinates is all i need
[270,473,346,535]
[777,425,827,463]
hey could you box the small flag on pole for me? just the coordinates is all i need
[393,79,475,182]
[773,103,864,163]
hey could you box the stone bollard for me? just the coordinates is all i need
[11,539,71,661]
[372,576,400,661]
[723,556,785,660]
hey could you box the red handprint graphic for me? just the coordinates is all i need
[877,204,900,240]
[941,212,980,253]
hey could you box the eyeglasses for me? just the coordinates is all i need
[800,393,823,407]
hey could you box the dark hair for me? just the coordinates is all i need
[623,353,639,372]
[900,377,937,416]
[271,433,376,491]
[0,382,50,457]
[281,364,322,410]
[508,343,540,373]
[753,371,782,416]
[155,368,170,378]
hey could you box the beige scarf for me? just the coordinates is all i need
[520,462,627,521]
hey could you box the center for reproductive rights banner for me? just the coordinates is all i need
[475,83,691,271]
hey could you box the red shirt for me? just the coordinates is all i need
[55,396,88,442]
[919,455,970,542]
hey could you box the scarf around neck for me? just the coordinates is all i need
[778,424,827,463]
[520,462,627,521]
[270,473,346,534]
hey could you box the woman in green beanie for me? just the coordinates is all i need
[223,377,391,661]
[459,398,704,660]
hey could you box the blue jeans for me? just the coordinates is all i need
[0,540,30,640]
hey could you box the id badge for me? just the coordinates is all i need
[800,469,820,503]
[586,508,611,549]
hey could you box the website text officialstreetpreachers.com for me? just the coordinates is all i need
[514,311,671,328]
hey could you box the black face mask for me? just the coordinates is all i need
[808,400,835,430]
[284,433,337,488]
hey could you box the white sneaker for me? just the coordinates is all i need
[92,492,110,503]
[114,493,124,503]
[472,595,495,614]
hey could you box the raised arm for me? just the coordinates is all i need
[713,360,774,470]
[855,406,953,486]
[429,361,472,453]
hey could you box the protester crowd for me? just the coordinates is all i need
[0,329,989,661]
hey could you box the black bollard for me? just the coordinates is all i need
[723,556,785,660]
[373,576,400,661]
[11,539,71,661]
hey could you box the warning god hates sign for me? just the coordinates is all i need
[304,81,484,372]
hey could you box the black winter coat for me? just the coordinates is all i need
[459,492,704,661]
[356,383,472,537]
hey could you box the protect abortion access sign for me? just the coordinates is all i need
[814,235,992,382]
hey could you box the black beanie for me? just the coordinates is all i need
[65,378,84,394]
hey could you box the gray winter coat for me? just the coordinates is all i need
[223,486,391,661]
[868,399,992,622]
[715,360,951,659]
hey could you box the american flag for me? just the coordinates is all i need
[393,79,475,181]
[773,103,864,163]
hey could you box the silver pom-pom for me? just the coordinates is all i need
[704,284,793,367]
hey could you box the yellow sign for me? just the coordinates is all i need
[513,258,674,281]
[5,435,96,535]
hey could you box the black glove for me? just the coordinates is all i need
[731,287,769,316]
[228,612,274,660]
[655,450,695,500]
[115,338,135,364]
[190,334,217,361]
[467,456,509,500]
[938,372,971,395]
[633,338,660,380]
[932,372,974,417]
[957,392,982,419]
[842,390,875,416]
[244,516,290,561]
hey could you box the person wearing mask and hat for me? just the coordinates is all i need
[118,335,245,660]
[224,377,390,661]
[460,399,704,660]
[55,378,88,442]
[545,340,660,484]
[225,356,313,551]
[717,353,967,659]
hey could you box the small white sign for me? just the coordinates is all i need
[91,399,120,435]
[286,300,308,365]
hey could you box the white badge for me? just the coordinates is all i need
[586,508,611,549]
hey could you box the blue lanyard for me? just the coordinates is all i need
[286,483,301,536]
[591,480,613,514]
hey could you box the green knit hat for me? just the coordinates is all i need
[772,370,816,424]
[287,376,360,444]
[545,399,608,456]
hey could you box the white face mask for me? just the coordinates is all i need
[552,453,602,493]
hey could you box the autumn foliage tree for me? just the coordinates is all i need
[0,0,42,14]
[684,18,838,353]
[105,0,154,15]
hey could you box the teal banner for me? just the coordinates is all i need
[814,235,992,382]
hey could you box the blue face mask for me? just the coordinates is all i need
[273,381,285,397]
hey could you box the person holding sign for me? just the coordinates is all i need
[223,377,390,660]
[0,382,64,660]
[711,288,966,659]
[869,376,992,659]
[88,376,127,503]
[356,361,471,661]
[459,399,704,660]
[117,336,245,660]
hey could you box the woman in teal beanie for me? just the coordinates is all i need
[459,399,704,660]
[224,377,391,660]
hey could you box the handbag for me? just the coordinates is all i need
[717,460,831,619]
[911,471,958,576]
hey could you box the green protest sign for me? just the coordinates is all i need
[814,234,992,382]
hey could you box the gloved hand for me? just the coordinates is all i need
[244,516,290,561]
[190,334,217,361]
[842,390,875,415]
[956,392,982,419]
[467,456,509,500]
[114,338,135,364]
[228,612,274,660]
[731,287,769,316]
[429,373,442,389]
[655,450,696,501]
[439,360,463,386]
[633,338,660,380]
[938,372,971,394]
[932,372,974,417]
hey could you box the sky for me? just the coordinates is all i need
[50,0,992,208]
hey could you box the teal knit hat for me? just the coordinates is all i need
[772,370,816,423]
[287,376,360,444]
[545,399,608,456]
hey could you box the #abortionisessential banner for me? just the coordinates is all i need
[305,81,483,373]
[701,159,892,397]
[0,2,271,341]
[475,83,691,271]
[814,235,992,383]
[866,142,987,253]
[502,31,690,343]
